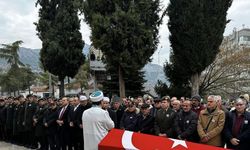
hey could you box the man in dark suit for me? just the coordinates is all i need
[44,98,58,150]
[33,98,48,150]
[224,98,250,150]
[56,97,71,150]
[68,96,88,150]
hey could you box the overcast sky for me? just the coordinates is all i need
[0,0,249,66]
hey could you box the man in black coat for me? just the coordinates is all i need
[12,97,21,144]
[136,103,154,134]
[68,96,84,150]
[24,94,38,148]
[120,101,138,131]
[174,100,199,142]
[150,98,162,117]
[44,98,58,150]
[17,95,26,146]
[102,97,117,125]
[5,97,14,142]
[154,97,176,138]
[33,98,48,150]
[56,97,71,150]
[111,97,124,129]
[224,98,250,150]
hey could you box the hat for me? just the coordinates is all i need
[112,96,121,103]
[80,95,87,101]
[38,98,45,101]
[103,97,110,102]
[154,98,162,102]
[192,95,201,102]
[141,103,150,109]
[90,91,104,102]
[161,96,170,102]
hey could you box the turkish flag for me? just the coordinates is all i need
[99,129,229,150]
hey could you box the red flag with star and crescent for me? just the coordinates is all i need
[99,129,228,150]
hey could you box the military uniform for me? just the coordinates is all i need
[5,103,14,142]
[34,105,48,150]
[154,108,176,138]
[24,101,37,148]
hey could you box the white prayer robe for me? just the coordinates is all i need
[82,106,114,150]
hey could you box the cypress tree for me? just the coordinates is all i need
[83,0,162,97]
[167,0,232,96]
[36,0,85,97]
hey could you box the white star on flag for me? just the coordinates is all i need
[170,138,188,149]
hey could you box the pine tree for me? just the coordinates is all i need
[167,0,232,96]
[83,0,162,97]
[36,0,85,97]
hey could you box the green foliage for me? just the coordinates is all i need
[154,80,190,98]
[36,0,85,81]
[0,66,36,93]
[71,60,90,90]
[0,40,24,67]
[37,71,58,86]
[103,66,146,97]
[36,0,85,96]
[0,40,36,94]
[83,0,162,96]
[164,0,232,96]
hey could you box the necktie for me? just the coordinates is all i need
[59,107,65,119]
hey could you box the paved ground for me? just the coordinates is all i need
[0,141,29,150]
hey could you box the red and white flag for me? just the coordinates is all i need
[99,129,228,150]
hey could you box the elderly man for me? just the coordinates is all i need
[224,98,250,150]
[82,91,114,150]
[174,100,199,142]
[102,97,117,125]
[172,99,181,113]
[197,95,225,147]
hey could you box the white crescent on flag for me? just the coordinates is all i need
[122,130,139,150]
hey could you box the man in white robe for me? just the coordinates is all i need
[82,91,114,150]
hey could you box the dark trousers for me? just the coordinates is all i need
[0,125,6,140]
[5,128,13,142]
[72,128,84,150]
[48,133,57,150]
[56,127,70,150]
[37,135,48,150]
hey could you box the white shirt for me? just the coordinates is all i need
[74,104,80,111]
[82,105,114,150]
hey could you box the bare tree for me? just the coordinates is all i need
[200,38,250,98]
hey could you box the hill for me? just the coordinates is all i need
[0,44,168,96]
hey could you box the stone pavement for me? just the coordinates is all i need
[0,141,29,150]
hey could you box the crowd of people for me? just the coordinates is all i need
[0,92,250,150]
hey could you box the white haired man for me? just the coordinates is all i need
[197,95,225,147]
